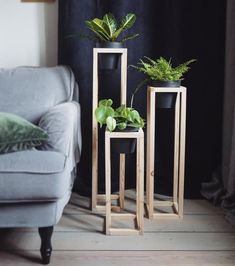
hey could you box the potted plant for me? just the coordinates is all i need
[85,13,138,70]
[130,57,196,108]
[95,99,144,154]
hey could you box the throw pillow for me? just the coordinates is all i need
[0,112,48,154]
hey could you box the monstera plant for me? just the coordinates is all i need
[95,99,144,153]
[131,57,196,108]
[86,13,138,70]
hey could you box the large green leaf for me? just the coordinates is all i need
[120,13,136,30]
[103,13,117,38]
[85,21,106,41]
[85,19,110,41]
[113,13,136,39]
[95,106,115,126]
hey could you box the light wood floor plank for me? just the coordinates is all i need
[65,192,223,215]
[0,231,235,251]
[0,251,235,266]
[12,214,235,233]
[0,192,232,266]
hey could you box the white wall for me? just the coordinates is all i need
[0,0,58,68]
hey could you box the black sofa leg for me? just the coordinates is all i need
[38,226,54,265]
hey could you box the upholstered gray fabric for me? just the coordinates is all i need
[0,149,65,173]
[0,66,81,229]
[0,66,78,123]
[39,101,82,166]
[0,154,72,201]
[0,191,71,228]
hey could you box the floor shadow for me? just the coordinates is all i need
[0,229,41,264]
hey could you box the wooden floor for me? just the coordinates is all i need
[0,191,235,265]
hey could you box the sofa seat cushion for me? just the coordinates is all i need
[0,150,65,173]
[0,150,71,202]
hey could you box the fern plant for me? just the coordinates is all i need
[130,56,196,107]
[131,57,196,81]
[85,13,139,43]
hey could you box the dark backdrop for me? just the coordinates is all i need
[58,0,226,198]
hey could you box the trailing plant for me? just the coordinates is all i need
[95,99,144,132]
[130,56,196,107]
[84,13,138,43]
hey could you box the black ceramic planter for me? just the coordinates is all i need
[96,42,123,71]
[111,127,138,154]
[151,80,181,109]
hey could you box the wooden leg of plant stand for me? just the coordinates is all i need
[146,88,156,219]
[178,89,187,218]
[173,92,180,208]
[136,132,144,233]
[105,133,111,235]
[92,49,98,211]
[119,154,125,209]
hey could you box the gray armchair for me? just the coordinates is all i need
[0,66,82,264]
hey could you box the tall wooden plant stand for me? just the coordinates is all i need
[92,48,128,211]
[105,129,144,235]
[146,86,187,219]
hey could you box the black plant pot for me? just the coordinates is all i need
[96,42,123,71]
[151,80,181,109]
[111,127,138,154]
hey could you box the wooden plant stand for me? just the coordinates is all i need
[92,48,128,211]
[146,86,187,219]
[105,129,144,235]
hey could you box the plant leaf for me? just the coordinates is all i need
[121,33,139,43]
[113,13,136,40]
[117,122,127,130]
[95,105,114,126]
[120,13,137,30]
[85,19,110,41]
[103,13,117,37]
[99,99,113,107]
[106,116,116,132]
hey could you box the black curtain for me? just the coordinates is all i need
[58,0,226,198]
[201,0,235,225]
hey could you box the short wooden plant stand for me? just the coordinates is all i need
[105,129,144,235]
[92,48,127,211]
[146,86,187,219]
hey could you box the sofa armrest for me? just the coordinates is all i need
[38,102,82,165]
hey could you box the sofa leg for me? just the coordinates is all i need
[38,226,54,265]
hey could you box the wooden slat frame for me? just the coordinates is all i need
[146,86,187,219]
[92,48,127,211]
[105,129,144,235]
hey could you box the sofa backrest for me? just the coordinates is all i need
[0,66,78,123]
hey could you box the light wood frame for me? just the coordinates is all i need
[146,86,187,219]
[105,129,144,235]
[92,48,128,211]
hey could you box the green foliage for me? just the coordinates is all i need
[95,99,145,132]
[131,56,196,81]
[85,13,139,43]
[129,56,196,107]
